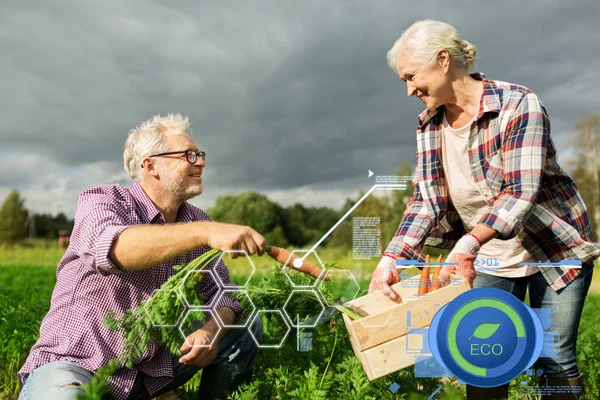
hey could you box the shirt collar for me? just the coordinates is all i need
[129,182,196,224]
[417,72,501,129]
[129,182,162,223]
[177,201,195,222]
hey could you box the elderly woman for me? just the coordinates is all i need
[368,20,598,399]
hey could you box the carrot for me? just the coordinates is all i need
[418,255,430,296]
[267,246,331,281]
[430,255,442,291]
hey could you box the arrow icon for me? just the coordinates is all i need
[368,170,374,178]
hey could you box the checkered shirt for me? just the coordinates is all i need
[385,73,599,290]
[18,182,241,398]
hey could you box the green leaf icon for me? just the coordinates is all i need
[469,323,501,340]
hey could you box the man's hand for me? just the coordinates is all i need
[204,222,267,259]
[179,327,218,367]
[439,234,481,288]
[179,307,235,367]
[368,255,403,300]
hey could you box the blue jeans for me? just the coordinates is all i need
[18,318,263,400]
[472,265,594,378]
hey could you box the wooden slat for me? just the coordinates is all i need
[345,275,424,317]
[352,278,470,351]
[352,299,436,351]
[362,332,433,380]
[342,274,470,380]
[342,314,373,380]
[396,275,428,300]
[346,285,403,317]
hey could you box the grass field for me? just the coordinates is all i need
[1,246,600,399]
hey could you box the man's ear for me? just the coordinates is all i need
[141,158,159,177]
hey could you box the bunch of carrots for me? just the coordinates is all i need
[417,255,443,296]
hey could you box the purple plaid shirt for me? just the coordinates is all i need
[19,182,242,399]
[385,73,600,290]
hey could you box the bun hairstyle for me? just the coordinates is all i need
[387,20,477,71]
[459,39,477,69]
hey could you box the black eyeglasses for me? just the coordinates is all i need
[147,150,206,165]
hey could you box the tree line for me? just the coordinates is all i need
[0,162,413,248]
[207,162,414,250]
[0,190,75,244]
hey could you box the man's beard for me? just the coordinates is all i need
[161,167,203,201]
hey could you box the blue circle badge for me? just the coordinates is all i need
[428,288,544,387]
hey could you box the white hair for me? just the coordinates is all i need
[386,19,477,72]
[123,113,191,181]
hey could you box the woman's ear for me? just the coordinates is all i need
[437,49,451,72]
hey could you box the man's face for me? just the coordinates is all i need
[156,129,205,201]
[395,49,450,111]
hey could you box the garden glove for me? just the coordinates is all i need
[368,255,403,300]
[439,234,481,288]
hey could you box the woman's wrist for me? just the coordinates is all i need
[466,233,482,247]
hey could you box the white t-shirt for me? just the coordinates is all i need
[441,112,537,277]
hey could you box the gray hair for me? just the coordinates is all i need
[123,113,191,181]
[386,19,476,72]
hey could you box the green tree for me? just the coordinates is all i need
[327,219,352,249]
[302,206,342,245]
[384,162,414,246]
[571,164,598,239]
[32,212,74,238]
[0,190,29,244]
[327,162,415,251]
[208,192,288,247]
[281,204,342,248]
[388,162,414,220]
[571,114,600,240]
[264,225,289,248]
[282,204,309,246]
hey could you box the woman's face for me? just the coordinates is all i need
[395,49,451,110]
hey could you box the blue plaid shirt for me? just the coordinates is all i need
[385,73,599,291]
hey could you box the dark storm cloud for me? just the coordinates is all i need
[1,0,599,214]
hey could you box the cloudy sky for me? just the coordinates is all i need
[1,0,599,216]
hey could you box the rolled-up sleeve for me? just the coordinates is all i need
[73,193,131,276]
[479,93,548,238]
[385,145,432,261]
[385,175,432,262]
[214,295,243,321]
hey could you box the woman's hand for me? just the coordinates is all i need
[439,234,481,288]
[368,255,403,300]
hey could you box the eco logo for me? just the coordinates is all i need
[428,288,544,387]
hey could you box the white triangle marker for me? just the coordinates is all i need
[368,170,374,178]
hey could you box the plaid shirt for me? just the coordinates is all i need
[385,73,599,291]
[19,182,242,399]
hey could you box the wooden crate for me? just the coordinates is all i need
[342,274,470,380]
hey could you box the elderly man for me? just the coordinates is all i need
[18,114,265,400]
